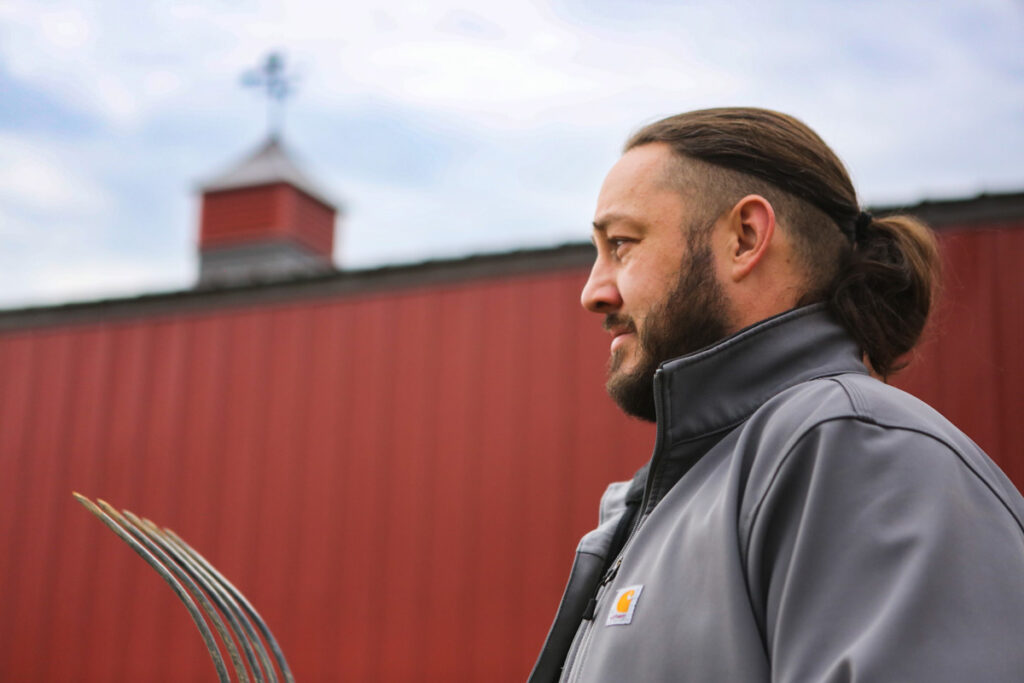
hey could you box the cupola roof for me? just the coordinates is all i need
[201,135,335,208]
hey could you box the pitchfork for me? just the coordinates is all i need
[73,492,295,683]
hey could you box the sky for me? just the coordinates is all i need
[1,0,1022,309]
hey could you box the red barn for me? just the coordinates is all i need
[1,138,1021,681]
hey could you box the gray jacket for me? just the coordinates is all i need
[531,305,1024,682]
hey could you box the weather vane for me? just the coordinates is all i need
[242,52,297,139]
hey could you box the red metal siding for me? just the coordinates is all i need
[0,223,1021,681]
[201,183,335,258]
[200,185,281,246]
[992,225,1024,484]
[893,222,1024,481]
[0,270,653,681]
[283,189,335,257]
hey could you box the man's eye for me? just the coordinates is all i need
[609,238,633,257]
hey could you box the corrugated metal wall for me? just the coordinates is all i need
[0,270,654,681]
[0,222,1021,681]
[894,222,1024,484]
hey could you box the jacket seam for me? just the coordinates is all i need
[741,415,1024,570]
[827,376,867,417]
[651,376,853,510]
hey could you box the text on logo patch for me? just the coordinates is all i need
[605,584,644,626]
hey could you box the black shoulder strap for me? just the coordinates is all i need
[527,467,646,682]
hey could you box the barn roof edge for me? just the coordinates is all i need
[3,189,1023,332]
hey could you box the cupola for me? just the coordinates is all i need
[197,135,341,286]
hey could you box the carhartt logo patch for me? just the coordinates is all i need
[605,584,643,626]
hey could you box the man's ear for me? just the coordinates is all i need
[722,194,775,282]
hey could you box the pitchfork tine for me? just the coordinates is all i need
[72,493,232,683]
[163,526,296,683]
[156,522,290,683]
[111,506,254,683]
[127,511,271,683]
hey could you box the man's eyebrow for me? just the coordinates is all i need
[593,213,640,232]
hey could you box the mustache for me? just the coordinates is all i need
[603,314,637,334]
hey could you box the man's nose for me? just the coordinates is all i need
[581,260,622,313]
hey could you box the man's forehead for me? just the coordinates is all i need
[603,143,678,188]
[593,144,693,229]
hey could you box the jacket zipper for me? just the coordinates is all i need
[561,574,612,683]
[581,557,621,620]
[562,369,668,682]
[563,537,639,682]
[560,547,626,681]
[633,368,667,530]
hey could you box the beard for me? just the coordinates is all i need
[605,237,732,422]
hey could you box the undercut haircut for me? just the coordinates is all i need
[626,107,940,377]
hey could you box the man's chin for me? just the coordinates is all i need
[608,349,633,377]
[606,368,657,423]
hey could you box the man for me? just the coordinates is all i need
[530,108,1024,682]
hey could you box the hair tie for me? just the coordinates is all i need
[853,211,873,244]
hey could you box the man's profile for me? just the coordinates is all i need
[530,108,1024,682]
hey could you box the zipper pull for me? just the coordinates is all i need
[581,596,598,621]
[583,557,624,622]
[583,557,622,621]
[600,557,622,587]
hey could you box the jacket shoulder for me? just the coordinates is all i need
[743,372,985,461]
[735,372,1024,543]
[735,375,1024,682]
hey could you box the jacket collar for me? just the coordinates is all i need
[654,304,868,446]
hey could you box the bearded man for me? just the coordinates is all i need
[530,108,1024,682]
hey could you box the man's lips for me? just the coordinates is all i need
[610,331,634,352]
[604,317,636,353]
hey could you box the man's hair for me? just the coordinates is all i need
[626,107,940,377]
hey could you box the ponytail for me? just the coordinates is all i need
[827,214,941,377]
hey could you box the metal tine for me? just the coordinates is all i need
[162,525,296,683]
[124,510,270,683]
[149,520,285,683]
[111,505,254,683]
[71,493,231,683]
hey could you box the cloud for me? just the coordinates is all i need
[0,245,191,309]
[0,134,111,217]
[0,0,1022,307]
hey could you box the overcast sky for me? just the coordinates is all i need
[1,0,1022,308]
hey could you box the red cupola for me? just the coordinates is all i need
[197,135,341,286]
